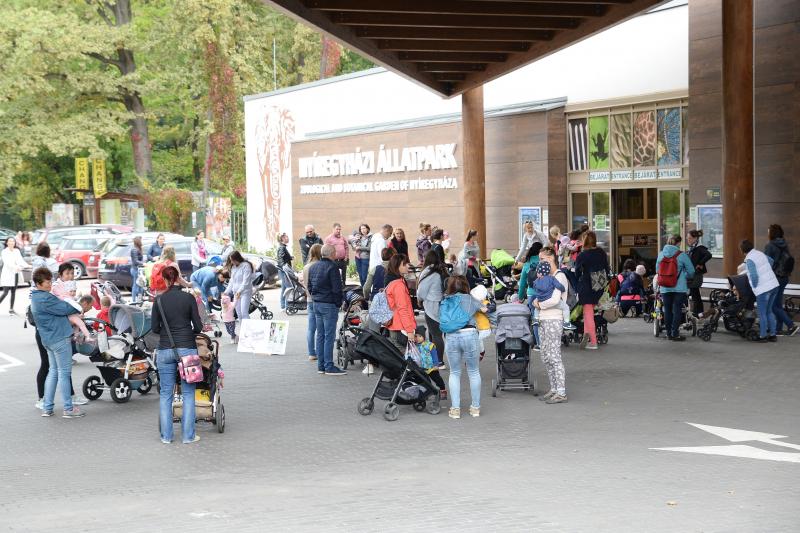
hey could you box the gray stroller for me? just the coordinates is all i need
[491,303,537,397]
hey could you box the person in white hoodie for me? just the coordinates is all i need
[515,221,550,263]
[368,224,392,272]
[740,239,780,342]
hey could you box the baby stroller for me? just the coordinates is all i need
[80,304,159,404]
[193,291,223,338]
[651,288,716,341]
[567,289,612,346]
[718,274,759,340]
[353,328,441,421]
[281,264,308,315]
[168,333,225,433]
[484,249,518,303]
[492,303,537,397]
[336,288,368,370]
[90,280,125,309]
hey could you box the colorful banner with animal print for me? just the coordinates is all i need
[657,108,681,166]
[610,114,632,168]
[568,118,588,171]
[588,116,609,169]
[633,111,656,167]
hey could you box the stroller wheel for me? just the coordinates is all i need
[214,330,222,338]
[357,398,374,416]
[491,378,497,397]
[137,377,153,395]
[82,375,103,400]
[426,398,441,415]
[413,401,426,412]
[383,402,400,422]
[286,306,298,315]
[110,378,132,404]
[216,404,225,433]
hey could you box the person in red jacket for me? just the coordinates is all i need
[384,254,416,351]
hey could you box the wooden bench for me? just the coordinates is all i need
[702,277,800,297]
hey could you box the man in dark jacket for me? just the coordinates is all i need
[764,224,797,336]
[307,244,346,375]
[299,225,323,265]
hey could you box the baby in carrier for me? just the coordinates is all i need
[530,262,575,330]
[52,264,92,340]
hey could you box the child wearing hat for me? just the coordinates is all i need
[414,325,447,400]
[531,262,575,331]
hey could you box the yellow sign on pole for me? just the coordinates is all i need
[75,158,89,200]
[93,159,107,198]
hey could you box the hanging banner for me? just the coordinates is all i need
[93,159,107,198]
[75,158,90,190]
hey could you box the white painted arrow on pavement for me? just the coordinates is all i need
[651,422,800,463]
[0,351,25,373]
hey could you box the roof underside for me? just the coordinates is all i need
[264,0,666,98]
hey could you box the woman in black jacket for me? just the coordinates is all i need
[277,232,293,311]
[764,224,797,335]
[151,266,203,445]
[686,229,712,317]
[574,231,609,350]
[129,236,145,303]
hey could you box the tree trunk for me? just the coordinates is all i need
[191,116,202,183]
[319,36,328,80]
[202,109,212,212]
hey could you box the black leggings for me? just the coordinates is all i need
[36,329,75,399]
[425,315,446,364]
[428,369,446,392]
[0,280,17,310]
[689,287,704,316]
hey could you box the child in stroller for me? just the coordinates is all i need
[412,326,447,400]
[718,273,759,340]
[492,302,537,397]
[281,264,308,315]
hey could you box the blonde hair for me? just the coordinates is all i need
[160,246,176,262]
[308,243,323,263]
[549,225,561,239]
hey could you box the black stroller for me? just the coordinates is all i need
[353,329,441,421]
[281,264,308,315]
[718,274,759,339]
[336,288,368,370]
[492,303,537,397]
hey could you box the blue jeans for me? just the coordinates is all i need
[661,291,687,338]
[157,348,197,443]
[773,280,795,330]
[306,302,317,356]
[756,287,778,338]
[446,329,481,409]
[355,257,370,286]
[313,302,339,371]
[43,337,74,412]
[130,267,141,302]
[278,270,289,310]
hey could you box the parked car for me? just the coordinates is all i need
[97,233,192,289]
[27,224,132,259]
[53,234,113,279]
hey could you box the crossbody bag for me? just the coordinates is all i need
[156,298,204,384]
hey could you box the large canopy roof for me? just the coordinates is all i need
[265,0,666,97]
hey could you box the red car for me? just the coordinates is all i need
[55,234,114,279]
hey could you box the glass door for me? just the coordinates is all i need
[658,189,686,250]
[571,192,589,231]
[591,191,612,259]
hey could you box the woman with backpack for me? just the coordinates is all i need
[151,246,190,296]
[764,224,797,336]
[686,229,712,317]
[440,275,485,419]
[363,247,395,302]
[574,231,610,350]
[383,254,416,351]
[225,251,255,327]
[655,235,695,341]
[416,250,449,371]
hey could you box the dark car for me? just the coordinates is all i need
[98,235,205,289]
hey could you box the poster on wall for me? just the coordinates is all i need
[681,107,689,165]
[657,108,681,166]
[120,201,139,226]
[100,199,122,224]
[237,319,290,354]
[633,111,656,167]
[610,113,632,168]
[588,116,609,169]
[51,204,79,227]
[697,204,723,257]
[518,207,542,244]
[568,118,588,171]
[206,196,232,240]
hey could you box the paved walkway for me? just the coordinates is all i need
[1,287,799,532]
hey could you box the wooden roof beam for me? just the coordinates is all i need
[376,40,531,53]
[354,27,554,42]
[416,63,488,73]
[305,0,607,18]
[432,73,467,81]
[331,13,582,30]
[399,52,508,63]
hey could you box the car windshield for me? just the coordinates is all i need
[31,230,45,245]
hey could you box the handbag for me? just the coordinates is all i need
[404,340,421,365]
[156,298,204,384]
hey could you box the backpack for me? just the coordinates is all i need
[608,274,621,297]
[150,262,169,293]
[526,262,539,291]
[657,252,681,288]
[774,248,795,278]
[370,265,386,300]
[439,295,471,333]
[368,290,394,325]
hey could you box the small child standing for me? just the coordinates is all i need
[222,294,237,343]
[52,263,92,340]
[531,262,575,331]
[413,326,447,400]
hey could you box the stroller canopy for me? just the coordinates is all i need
[490,249,516,269]
[495,303,533,345]
[109,304,151,338]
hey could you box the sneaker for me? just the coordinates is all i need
[789,325,799,337]
[35,399,43,410]
[754,336,769,343]
[325,367,347,376]
[437,362,447,370]
[469,406,480,418]
[545,394,568,404]
[448,407,461,419]
[9,309,16,316]
[586,343,598,350]
[532,320,540,328]
[563,322,577,330]
[62,408,85,418]
[579,334,589,349]
[539,390,555,402]
[71,395,89,406]
[768,336,778,342]
[671,335,686,342]
[308,355,318,361]
[161,439,172,444]
[317,369,325,374]
[362,364,375,375]
[533,345,541,352]
[183,435,201,444]
[41,410,54,417]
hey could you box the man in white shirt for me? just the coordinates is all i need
[368,224,393,271]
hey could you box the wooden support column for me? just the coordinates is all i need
[462,86,486,254]
[721,0,754,275]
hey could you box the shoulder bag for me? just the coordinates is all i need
[156,298,204,384]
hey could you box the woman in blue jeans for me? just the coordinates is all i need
[302,244,323,360]
[151,266,204,444]
[129,236,145,303]
[442,275,486,419]
[763,224,798,336]
[741,239,780,341]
